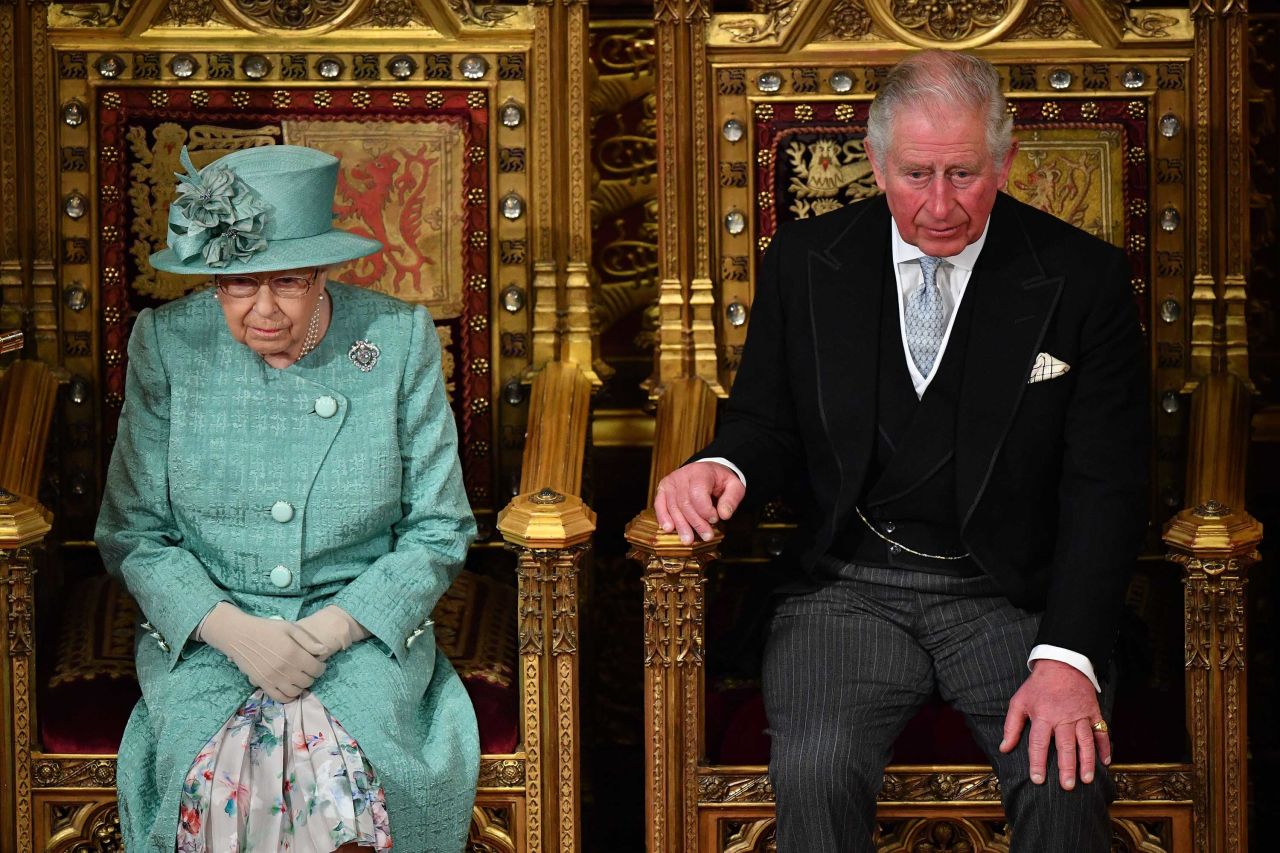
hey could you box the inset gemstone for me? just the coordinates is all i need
[65,286,89,312]
[725,210,746,235]
[170,55,198,79]
[829,71,854,93]
[242,55,271,80]
[460,55,488,80]
[502,285,525,313]
[756,72,783,93]
[97,55,124,78]
[64,192,87,219]
[1160,114,1181,138]
[388,55,416,79]
[1160,299,1181,323]
[726,301,748,327]
[62,101,85,127]
[1049,69,1073,90]
[69,376,90,405]
[317,57,343,80]
[1122,67,1146,89]
[1160,207,1180,232]
[722,119,745,143]
[500,102,524,128]
[500,193,525,220]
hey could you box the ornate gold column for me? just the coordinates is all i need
[1185,0,1252,388]
[0,488,53,853]
[624,376,719,853]
[652,0,723,396]
[499,489,595,853]
[1164,373,1261,853]
[528,0,601,383]
[498,360,596,852]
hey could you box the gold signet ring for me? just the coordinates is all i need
[1091,720,1109,734]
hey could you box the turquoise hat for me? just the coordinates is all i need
[149,144,382,275]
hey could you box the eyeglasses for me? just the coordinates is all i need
[214,270,318,299]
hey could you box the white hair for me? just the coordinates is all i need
[866,50,1013,167]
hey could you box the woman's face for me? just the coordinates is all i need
[214,266,327,363]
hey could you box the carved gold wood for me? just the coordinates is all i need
[497,360,597,853]
[1163,374,1261,853]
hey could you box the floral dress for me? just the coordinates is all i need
[176,691,392,852]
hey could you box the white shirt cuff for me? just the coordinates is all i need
[1028,644,1101,693]
[700,457,747,487]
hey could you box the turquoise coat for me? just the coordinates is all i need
[96,282,479,852]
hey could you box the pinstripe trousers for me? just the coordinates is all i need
[762,559,1115,852]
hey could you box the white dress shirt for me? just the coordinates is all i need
[703,215,1101,691]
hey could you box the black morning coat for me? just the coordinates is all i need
[693,192,1149,673]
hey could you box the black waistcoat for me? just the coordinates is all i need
[829,259,981,576]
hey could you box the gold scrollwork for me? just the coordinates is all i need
[55,1,135,28]
[876,817,1012,852]
[722,817,776,853]
[639,556,707,669]
[212,0,371,34]
[719,0,804,44]
[863,0,1030,48]
[46,802,124,853]
[816,0,875,41]
[32,758,118,789]
[1104,0,1180,39]
[468,804,518,853]
[449,0,517,27]
[156,0,220,26]
[478,758,526,788]
[1007,0,1085,40]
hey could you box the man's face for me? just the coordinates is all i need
[867,105,1017,257]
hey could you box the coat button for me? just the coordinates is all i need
[270,565,293,588]
[315,395,338,418]
[271,501,295,523]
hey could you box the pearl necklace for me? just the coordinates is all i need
[296,293,326,363]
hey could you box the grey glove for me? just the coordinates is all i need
[197,602,328,703]
[295,605,371,659]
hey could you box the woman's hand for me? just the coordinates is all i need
[197,602,329,703]
[295,605,371,659]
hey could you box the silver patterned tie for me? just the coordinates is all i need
[905,255,946,377]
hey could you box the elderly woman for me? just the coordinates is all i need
[96,145,479,852]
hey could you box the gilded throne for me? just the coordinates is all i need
[627,1,1258,852]
[0,2,602,851]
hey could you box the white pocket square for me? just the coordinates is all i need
[1028,352,1070,384]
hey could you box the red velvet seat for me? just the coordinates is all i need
[39,569,520,756]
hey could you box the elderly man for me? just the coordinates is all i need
[655,50,1147,852]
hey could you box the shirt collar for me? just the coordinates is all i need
[890,215,991,272]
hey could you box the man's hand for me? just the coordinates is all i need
[654,461,746,545]
[1000,659,1111,791]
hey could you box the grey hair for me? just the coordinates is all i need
[866,50,1013,168]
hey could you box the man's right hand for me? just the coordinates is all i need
[198,602,329,703]
[654,461,747,545]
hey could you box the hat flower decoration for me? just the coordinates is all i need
[150,144,382,276]
[169,147,270,267]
